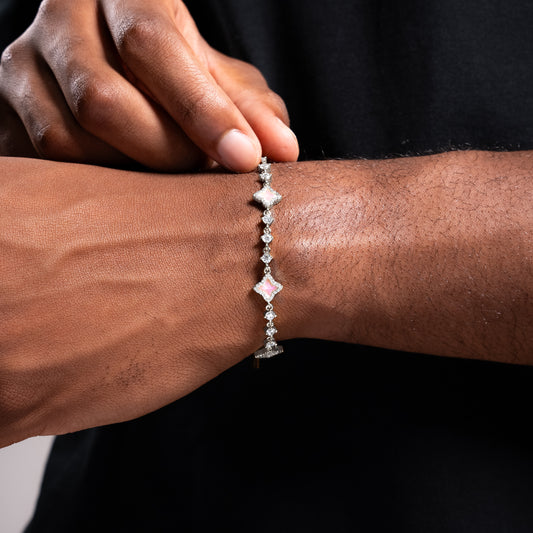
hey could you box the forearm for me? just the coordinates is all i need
[275,151,533,362]
[0,157,261,446]
[1,151,531,446]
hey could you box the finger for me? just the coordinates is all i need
[208,50,299,163]
[35,1,205,171]
[0,38,128,165]
[102,0,262,172]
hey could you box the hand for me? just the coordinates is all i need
[2,151,530,447]
[0,0,299,172]
[0,157,285,447]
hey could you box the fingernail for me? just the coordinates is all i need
[216,129,260,172]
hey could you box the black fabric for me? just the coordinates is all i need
[187,0,533,160]
[0,0,40,53]
[0,0,530,531]
[23,343,533,532]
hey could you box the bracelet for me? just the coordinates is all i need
[252,157,284,359]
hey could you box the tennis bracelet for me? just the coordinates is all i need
[252,157,284,359]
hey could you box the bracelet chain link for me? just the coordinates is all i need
[252,157,284,359]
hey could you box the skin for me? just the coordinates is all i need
[0,152,531,449]
[0,0,299,171]
[0,0,531,449]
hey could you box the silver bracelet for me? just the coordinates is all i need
[252,157,284,359]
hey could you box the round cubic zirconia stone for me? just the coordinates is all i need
[262,213,274,225]
[261,252,273,264]
[265,310,277,321]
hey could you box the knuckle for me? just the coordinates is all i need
[115,17,167,58]
[0,44,15,71]
[0,39,37,106]
[0,39,24,74]
[69,73,117,129]
[32,123,70,159]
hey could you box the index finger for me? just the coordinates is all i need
[102,0,262,172]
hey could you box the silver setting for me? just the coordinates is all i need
[253,185,282,209]
[254,345,284,359]
[258,161,271,173]
[262,212,274,225]
[265,310,277,321]
[253,156,283,360]
[259,172,272,184]
[261,251,273,264]
[253,273,283,303]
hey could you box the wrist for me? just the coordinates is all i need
[272,160,367,344]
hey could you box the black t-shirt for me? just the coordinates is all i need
[0,1,532,531]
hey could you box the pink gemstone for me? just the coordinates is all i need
[254,274,283,302]
[262,189,277,202]
[260,278,278,297]
[253,185,282,209]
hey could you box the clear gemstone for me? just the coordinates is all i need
[260,171,271,183]
[253,274,283,302]
[253,185,282,209]
[265,327,278,336]
[262,213,274,225]
[265,310,277,321]
[261,233,273,243]
[261,252,273,264]
[258,162,271,173]
[265,341,277,350]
